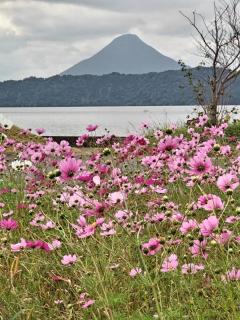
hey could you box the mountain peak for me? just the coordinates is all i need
[61,34,180,76]
[112,33,141,41]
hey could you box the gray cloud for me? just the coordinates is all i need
[0,0,215,81]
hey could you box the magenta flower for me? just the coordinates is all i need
[200,216,219,237]
[217,173,239,192]
[0,218,18,230]
[86,124,98,132]
[61,254,77,265]
[142,238,161,256]
[59,158,80,181]
[161,254,178,272]
[26,240,50,252]
[189,154,213,175]
[158,136,179,152]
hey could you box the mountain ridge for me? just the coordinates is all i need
[0,67,239,107]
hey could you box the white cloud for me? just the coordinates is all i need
[0,0,216,80]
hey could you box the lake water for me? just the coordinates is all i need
[0,106,238,136]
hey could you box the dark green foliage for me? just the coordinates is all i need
[0,67,239,107]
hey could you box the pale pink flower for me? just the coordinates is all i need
[217,173,239,192]
[115,210,132,222]
[129,268,142,277]
[108,191,126,204]
[198,194,224,211]
[79,293,95,309]
[220,145,231,155]
[226,216,240,224]
[49,240,62,250]
[61,254,77,265]
[11,238,27,252]
[182,263,204,274]
[100,221,116,236]
[221,268,240,282]
[216,230,232,245]
[200,216,219,237]
[189,240,208,259]
[180,219,197,234]
[35,128,45,135]
[161,254,178,272]
[93,175,101,186]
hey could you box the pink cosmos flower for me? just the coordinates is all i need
[49,239,62,250]
[189,154,213,175]
[189,240,208,259]
[216,230,232,245]
[180,219,197,234]
[0,218,18,230]
[100,221,116,236]
[26,240,50,252]
[197,115,209,127]
[226,216,240,224]
[198,194,224,211]
[142,238,161,256]
[59,158,80,181]
[76,134,89,146]
[86,124,98,132]
[115,210,132,222]
[79,293,95,308]
[108,191,126,204]
[158,136,179,152]
[217,173,239,192]
[161,254,178,272]
[220,145,231,155]
[129,268,142,277]
[139,121,150,130]
[200,216,219,237]
[181,263,204,274]
[11,238,27,252]
[93,175,101,186]
[31,152,43,163]
[35,128,45,135]
[61,254,77,265]
[221,268,240,282]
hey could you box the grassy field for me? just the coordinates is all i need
[0,117,240,319]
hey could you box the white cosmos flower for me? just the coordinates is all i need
[11,160,24,171]
[11,160,32,171]
[24,160,32,168]
[0,117,13,130]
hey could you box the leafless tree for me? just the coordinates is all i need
[180,0,240,124]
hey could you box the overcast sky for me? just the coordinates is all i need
[0,0,215,81]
